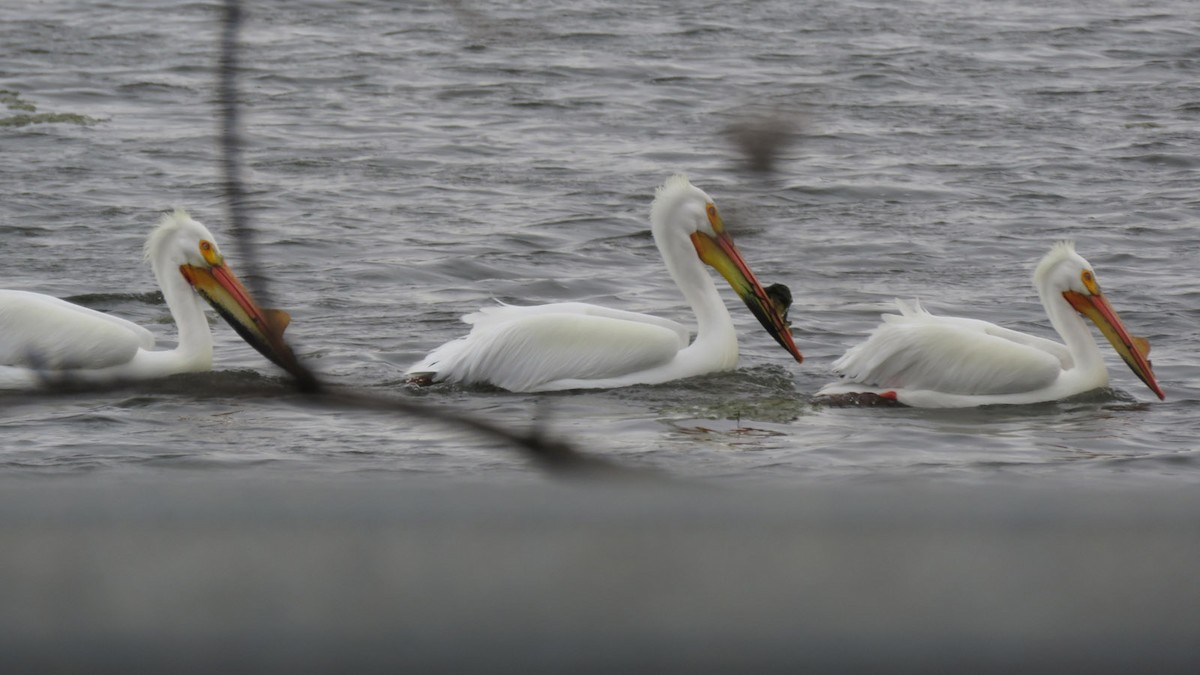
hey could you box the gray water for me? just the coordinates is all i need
[2,0,1198,485]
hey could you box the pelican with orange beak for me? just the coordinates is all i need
[406,175,803,392]
[0,208,303,388]
[817,241,1165,407]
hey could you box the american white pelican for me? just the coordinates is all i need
[817,241,1165,408]
[0,209,301,388]
[406,175,803,392]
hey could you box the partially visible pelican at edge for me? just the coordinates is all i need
[817,241,1165,408]
[406,174,803,392]
[0,209,302,388]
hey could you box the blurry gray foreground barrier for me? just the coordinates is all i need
[0,478,1197,673]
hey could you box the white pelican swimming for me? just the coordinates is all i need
[0,209,301,388]
[817,241,1165,408]
[406,175,803,392]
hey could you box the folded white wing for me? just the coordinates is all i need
[0,290,155,369]
[831,299,1064,396]
[408,302,689,392]
[463,302,689,345]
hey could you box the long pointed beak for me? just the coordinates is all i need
[691,229,803,363]
[180,262,306,378]
[1063,290,1165,399]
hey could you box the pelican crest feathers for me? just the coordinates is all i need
[1033,240,1079,287]
[143,207,196,263]
[650,174,701,226]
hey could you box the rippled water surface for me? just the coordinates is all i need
[2,0,1198,484]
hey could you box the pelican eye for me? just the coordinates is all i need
[705,203,725,233]
[1081,269,1100,294]
[198,240,219,264]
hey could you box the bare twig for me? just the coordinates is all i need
[723,106,804,174]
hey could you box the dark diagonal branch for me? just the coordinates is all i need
[205,0,637,476]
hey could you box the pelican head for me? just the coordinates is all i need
[1035,241,1164,399]
[651,175,803,363]
[146,209,304,377]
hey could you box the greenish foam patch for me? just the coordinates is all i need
[0,112,100,127]
[0,89,100,126]
[663,396,810,424]
[0,89,36,112]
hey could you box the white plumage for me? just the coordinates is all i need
[0,290,155,372]
[1,209,297,388]
[407,175,802,392]
[818,242,1164,408]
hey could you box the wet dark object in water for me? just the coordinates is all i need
[765,283,792,328]
[814,391,907,407]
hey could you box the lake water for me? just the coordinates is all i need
[2,0,1198,485]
